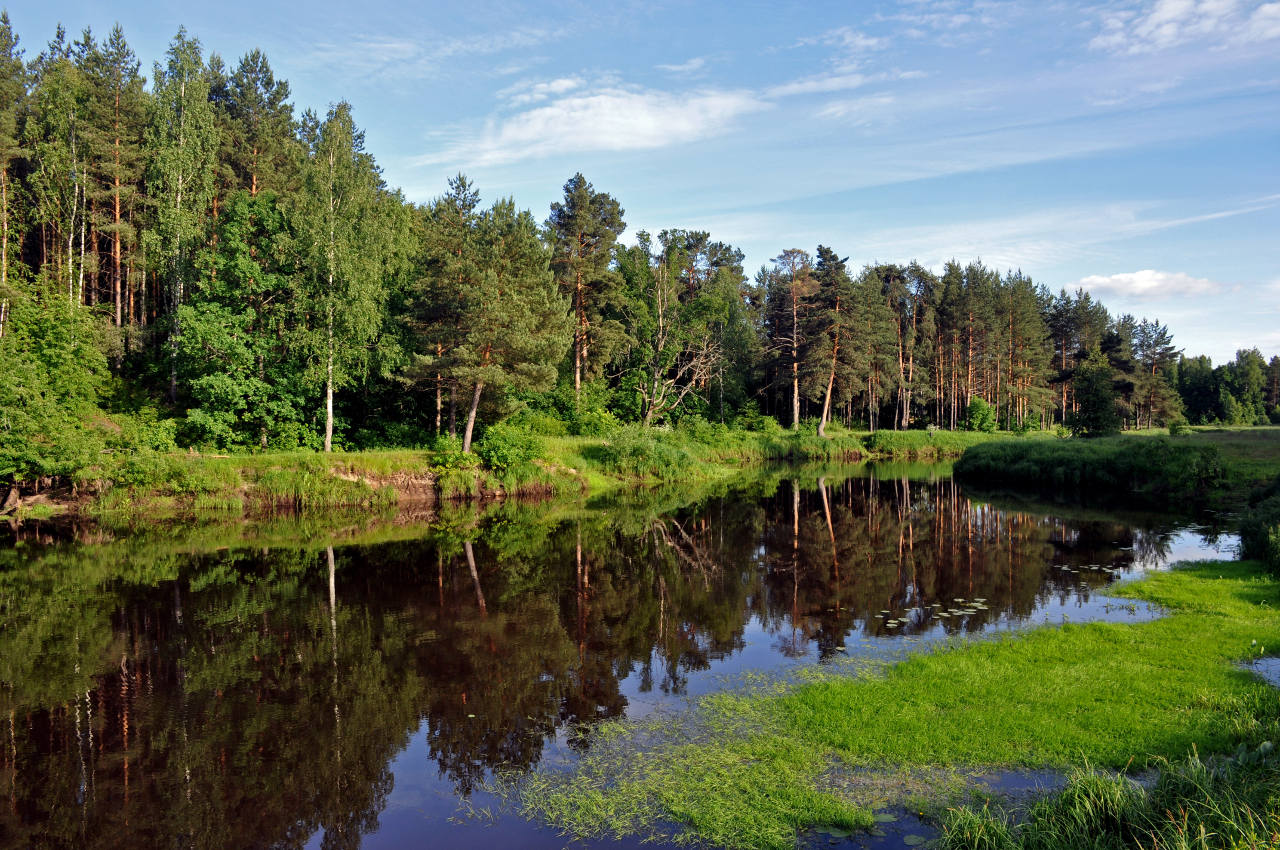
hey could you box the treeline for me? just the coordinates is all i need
[1,16,1277,483]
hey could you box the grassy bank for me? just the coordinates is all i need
[5,422,1023,520]
[939,746,1280,849]
[507,560,1280,849]
[954,427,1280,510]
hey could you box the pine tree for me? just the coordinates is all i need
[25,26,88,308]
[80,25,145,330]
[546,173,625,405]
[408,173,482,437]
[1068,346,1120,437]
[767,249,814,429]
[803,245,855,437]
[225,49,296,197]
[456,197,571,451]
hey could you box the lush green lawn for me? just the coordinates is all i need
[512,560,1280,849]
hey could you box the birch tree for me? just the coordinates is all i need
[299,101,407,451]
[144,28,217,400]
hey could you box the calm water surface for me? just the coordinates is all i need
[0,467,1232,849]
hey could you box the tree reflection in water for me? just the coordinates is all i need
[0,471,1195,847]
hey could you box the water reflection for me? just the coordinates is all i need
[0,471,1221,848]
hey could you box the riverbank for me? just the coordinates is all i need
[953,426,1280,509]
[1,423,1022,522]
[509,558,1280,849]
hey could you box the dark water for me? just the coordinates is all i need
[0,468,1232,849]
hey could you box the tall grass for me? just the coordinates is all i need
[252,466,396,510]
[940,745,1280,850]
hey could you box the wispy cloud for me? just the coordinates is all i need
[1075,269,1224,297]
[657,57,706,74]
[816,94,897,123]
[497,76,585,107]
[297,26,558,80]
[416,85,769,167]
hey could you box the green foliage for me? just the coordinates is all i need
[0,278,111,482]
[503,409,568,436]
[475,423,542,472]
[963,398,997,432]
[1067,346,1121,437]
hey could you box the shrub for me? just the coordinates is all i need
[954,437,1226,507]
[475,423,542,471]
[570,407,620,436]
[964,398,997,432]
[506,409,568,436]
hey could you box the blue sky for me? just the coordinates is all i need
[10,0,1280,361]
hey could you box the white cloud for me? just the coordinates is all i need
[796,26,886,54]
[417,86,769,167]
[498,76,585,106]
[1089,0,1280,53]
[766,73,871,98]
[816,94,897,123]
[657,57,706,74]
[1075,269,1223,297]
[766,69,924,100]
[1244,2,1280,39]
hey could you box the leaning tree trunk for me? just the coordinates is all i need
[462,381,484,453]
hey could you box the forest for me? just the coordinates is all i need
[2,16,1279,486]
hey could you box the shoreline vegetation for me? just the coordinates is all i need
[2,422,1015,523]
[7,425,1278,529]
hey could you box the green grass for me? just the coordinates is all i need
[509,560,1280,849]
[939,746,1280,850]
[955,436,1229,508]
[1176,426,1280,488]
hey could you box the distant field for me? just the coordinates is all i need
[1174,426,1280,484]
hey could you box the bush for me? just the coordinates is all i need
[569,407,620,437]
[475,423,542,472]
[505,409,568,436]
[964,398,997,432]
